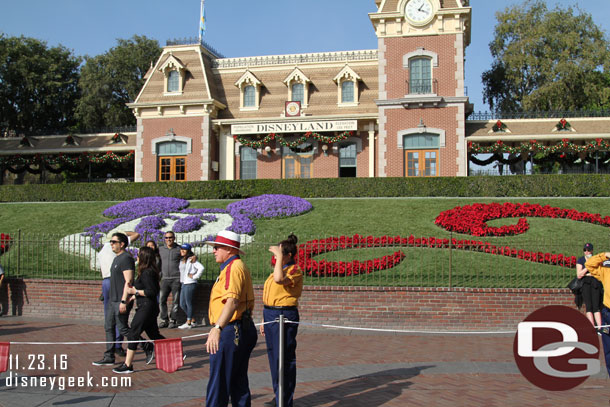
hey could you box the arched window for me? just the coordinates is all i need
[243,85,256,107]
[341,81,355,103]
[168,71,180,93]
[403,133,439,177]
[291,83,304,104]
[409,57,432,94]
[240,146,257,179]
[157,141,187,156]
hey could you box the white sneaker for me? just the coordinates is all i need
[190,322,197,328]
[178,322,192,329]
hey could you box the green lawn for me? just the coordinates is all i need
[1,197,609,288]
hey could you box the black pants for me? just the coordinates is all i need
[128,300,165,351]
[159,279,181,322]
[583,276,603,313]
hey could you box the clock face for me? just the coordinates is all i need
[405,0,434,24]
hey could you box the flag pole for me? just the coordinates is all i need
[198,0,205,43]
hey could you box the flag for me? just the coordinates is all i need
[155,338,184,373]
[0,342,9,373]
[199,0,206,42]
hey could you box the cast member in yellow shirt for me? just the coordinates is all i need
[260,234,303,407]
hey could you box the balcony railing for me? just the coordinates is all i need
[406,79,438,95]
[469,110,610,120]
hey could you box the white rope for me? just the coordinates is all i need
[286,320,516,335]
[8,320,277,345]
[10,319,605,345]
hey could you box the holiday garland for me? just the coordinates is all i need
[468,138,610,156]
[0,151,135,169]
[234,131,354,149]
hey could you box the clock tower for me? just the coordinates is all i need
[369,0,471,177]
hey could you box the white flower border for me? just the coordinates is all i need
[58,211,254,270]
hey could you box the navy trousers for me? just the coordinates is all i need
[206,319,257,407]
[263,307,299,407]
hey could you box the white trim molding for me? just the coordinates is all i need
[150,135,192,155]
[397,127,446,149]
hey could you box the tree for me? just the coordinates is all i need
[75,35,161,130]
[0,34,81,135]
[482,0,610,112]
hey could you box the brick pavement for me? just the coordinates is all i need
[1,316,610,406]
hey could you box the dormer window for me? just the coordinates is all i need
[284,68,311,109]
[291,83,304,104]
[168,71,180,92]
[333,65,361,106]
[244,85,256,107]
[341,82,354,103]
[235,70,262,110]
[158,53,186,95]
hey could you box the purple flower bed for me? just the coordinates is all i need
[226,194,312,219]
[81,195,312,252]
[227,213,256,234]
[135,215,167,243]
[103,197,189,219]
[172,216,203,233]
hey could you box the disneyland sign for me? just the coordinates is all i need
[231,120,358,135]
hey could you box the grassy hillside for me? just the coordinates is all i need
[1,197,609,288]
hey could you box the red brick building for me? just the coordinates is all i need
[128,0,472,181]
[6,1,603,183]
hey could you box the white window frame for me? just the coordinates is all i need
[235,70,262,111]
[333,65,361,107]
[159,53,186,95]
[284,68,311,109]
[403,48,438,96]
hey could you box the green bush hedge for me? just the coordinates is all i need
[0,174,608,202]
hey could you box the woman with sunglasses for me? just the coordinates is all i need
[260,233,303,407]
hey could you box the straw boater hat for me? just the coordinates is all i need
[205,230,245,255]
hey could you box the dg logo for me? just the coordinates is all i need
[513,305,600,391]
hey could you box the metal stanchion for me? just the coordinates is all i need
[278,314,285,407]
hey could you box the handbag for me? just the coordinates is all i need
[567,277,584,293]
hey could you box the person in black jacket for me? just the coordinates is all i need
[113,246,165,374]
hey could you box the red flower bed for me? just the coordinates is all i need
[0,233,11,255]
[296,233,577,277]
[434,202,610,237]
[297,235,406,277]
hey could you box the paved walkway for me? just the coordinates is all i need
[1,316,610,407]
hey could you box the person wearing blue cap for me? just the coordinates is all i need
[178,243,204,329]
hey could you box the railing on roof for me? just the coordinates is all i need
[1,126,137,138]
[468,110,610,120]
[213,49,379,69]
[165,37,225,58]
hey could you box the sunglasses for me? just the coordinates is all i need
[212,246,222,251]
[164,236,175,240]
[109,240,120,244]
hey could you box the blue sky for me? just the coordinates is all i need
[2,0,609,112]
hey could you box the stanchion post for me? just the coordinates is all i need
[448,231,453,290]
[278,314,285,407]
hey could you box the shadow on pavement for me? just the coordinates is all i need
[295,366,434,407]
[0,322,72,337]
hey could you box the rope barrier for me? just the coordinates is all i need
[8,320,277,345]
[8,319,609,345]
[286,320,518,335]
